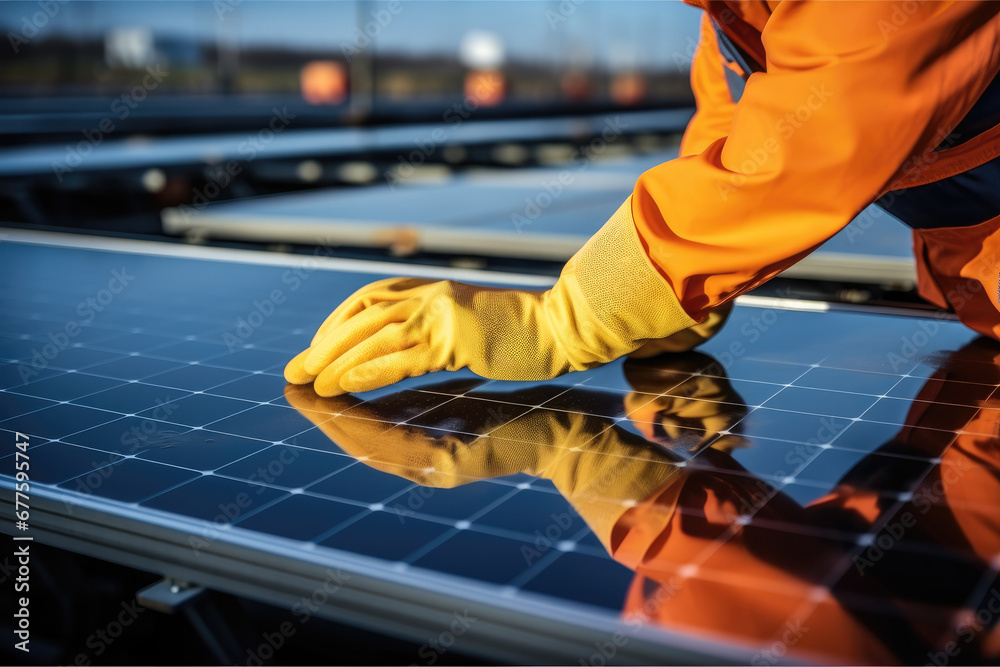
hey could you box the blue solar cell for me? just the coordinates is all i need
[0,391,57,421]
[475,489,586,538]
[307,464,414,504]
[235,493,365,542]
[64,416,190,456]
[141,475,286,523]
[28,346,121,372]
[59,457,200,503]
[205,373,286,402]
[10,371,123,402]
[761,386,880,419]
[21,441,123,485]
[388,482,514,521]
[76,382,194,414]
[144,364,246,391]
[216,445,354,489]
[1,402,119,440]
[207,404,318,440]
[85,355,184,381]
[135,392,256,427]
[137,430,271,471]
[795,367,900,395]
[146,340,230,363]
[412,530,538,584]
[520,552,633,610]
[2,239,998,666]
[90,332,177,354]
[320,510,451,561]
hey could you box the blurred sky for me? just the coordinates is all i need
[0,1,702,70]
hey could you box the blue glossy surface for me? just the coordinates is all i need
[1,240,998,665]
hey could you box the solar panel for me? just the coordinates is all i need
[1,232,997,665]
[162,149,914,284]
[0,109,694,177]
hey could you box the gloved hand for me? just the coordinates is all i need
[285,197,697,396]
[627,301,733,358]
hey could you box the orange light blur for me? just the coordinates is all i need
[300,61,347,105]
[610,71,647,106]
[464,69,505,107]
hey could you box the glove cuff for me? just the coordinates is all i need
[547,196,697,370]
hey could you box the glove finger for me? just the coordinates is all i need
[283,382,363,415]
[283,348,317,384]
[340,344,434,394]
[305,300,412,376]
[313,323,414,396]
[310,277,435,345]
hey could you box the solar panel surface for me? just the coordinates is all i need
[162,149,913,283]
[1,235,997,665]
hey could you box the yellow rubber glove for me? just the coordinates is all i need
[285,196,696,396]
[627,301,733,359]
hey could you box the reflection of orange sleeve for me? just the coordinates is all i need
[613,468,895,663]
[679,14,737,158]
[940,423,1000,563]
[632,2,1000,319]
[905,349,1000,565]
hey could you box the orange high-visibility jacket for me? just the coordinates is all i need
[613,341,1000,664]
[635,1,1000,337]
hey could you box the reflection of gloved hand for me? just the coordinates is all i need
[628,301,733,358]
[283,383,536,486]
[285,197,696,396]
[283,382,684,550]
[623,354,749,456]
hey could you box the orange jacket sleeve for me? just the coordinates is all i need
[634,1,1000,319]
[679,13,738,158]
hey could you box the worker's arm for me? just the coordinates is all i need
[679,12,739,158]
[627,11,740,358]
[286,1,1000,396]
[634,1,1000,321]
